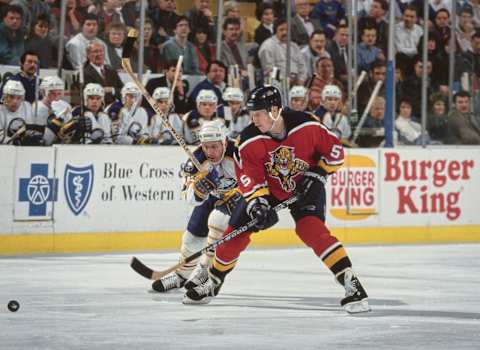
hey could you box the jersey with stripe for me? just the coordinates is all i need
[183,139,239,205]
[235,108,344,201]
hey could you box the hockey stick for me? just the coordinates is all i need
[130,194,299,280]
[352,80,383,144]
[121,30,202,169]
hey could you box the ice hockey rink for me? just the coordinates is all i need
[1,244,479,350]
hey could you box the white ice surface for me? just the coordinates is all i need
[1,244,480,350]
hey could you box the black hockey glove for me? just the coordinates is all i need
[246,196,279,232]
[193,167,220,200]
[295,167,328,204]
[21,129,44,146]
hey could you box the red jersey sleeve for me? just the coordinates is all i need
[313,123,345,174]
[234,135,270,201]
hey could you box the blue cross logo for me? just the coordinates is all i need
[18,164,58,216]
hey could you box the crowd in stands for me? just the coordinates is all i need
[0,0,480,146]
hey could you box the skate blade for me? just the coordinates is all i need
[343,299,371,314]
[182,296,212,305]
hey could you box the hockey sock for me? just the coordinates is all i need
[177,230,207,279]
[295,216,352,278]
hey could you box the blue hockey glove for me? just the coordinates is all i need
[246,196,279,232]
[193,167,220,200]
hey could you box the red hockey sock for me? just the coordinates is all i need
[213,225,253,274]
[295,216,352,275]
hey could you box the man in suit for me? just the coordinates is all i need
[83,40,123,106]
[220,18,248,75]
[291,0,321,48]
[326,23,349,86]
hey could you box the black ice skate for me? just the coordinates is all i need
[182,276,222,304]
[151,272,185,293]
[184,263,208,290]
[339,269,370,314]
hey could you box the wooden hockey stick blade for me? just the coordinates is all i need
[129,195,299,281]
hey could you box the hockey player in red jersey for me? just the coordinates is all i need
[183,85,370,313]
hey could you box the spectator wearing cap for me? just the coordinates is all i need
[148,0,180,45]
[189,60,227,109]
[254,3,274,47]
[192,26,216,74]
[258,17,307,85]
[291,0,321,48]
[394,5,423,60]
[0,51,40,104]
[301,30,331,83]
[447,91,480,144]
[220,18,249,74]
[26,14,55,68]
[66,13,110,68]
[0,5,25,65]
[310,0,346,39]
[160,16,201,75]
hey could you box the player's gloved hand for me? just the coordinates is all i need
[21,129,44,146]
[246,196,278,232]
[78,117,93,134]
[295,167,328,203]
[193,167,220,200]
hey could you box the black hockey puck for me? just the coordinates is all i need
[7,300,19,312]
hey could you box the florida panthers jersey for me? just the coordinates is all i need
[235,108,344,201]
[184,139,238,206]
[0,102,32,144]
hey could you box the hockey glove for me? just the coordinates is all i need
[21,129,44,146]
[193,167,220,200]
[246,196,279,232]
[295,167,328,204]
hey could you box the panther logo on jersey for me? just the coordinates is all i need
[265,146,309,192]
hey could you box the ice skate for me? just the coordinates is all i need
[339,269,370,314]
[151,272,186,293]
[184,263,209,290]
[182,276,222,304]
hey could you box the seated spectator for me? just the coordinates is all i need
[394,5,423,71]
[395,97,429,145]
[193,26,216,74]
[66,13,110,68]
[161,16,201,75]
[130,18,162,73]
[326,24,349,86]
[221,18,249,76]
[307,86,322,112]
[311,0,346,39]
[71,83,111,144]
[363,96,385,129]
[358,0,388,53]
[189,60,227,108]
[258,17,307,85]
[289,85,309,112]
[0,51,40,104]
[401,55,434,119]
[301,30,331,83]
[143,60,190,115]
[184,0,216,42]
[105,22,127,71]
[357,60,386,116]
[96,0,125,35]
[183,89,224,144]
[357,26,385,73]
[456,7,475,53]
[83,40,123,106]
[310,57,344,100]
[427,93,450,144]
[320,85,351,142]
[291,0,321,48]
[148,0,180,45]
[26,14,55,69]
[0,80,33,145]
[447,91,480,144]
[222,87,250,139]
[433,8,451,51]
[0,5,25,65]
[254,3,274,47]
[150,86,184,145]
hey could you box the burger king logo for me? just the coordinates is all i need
[329,154,377,221]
